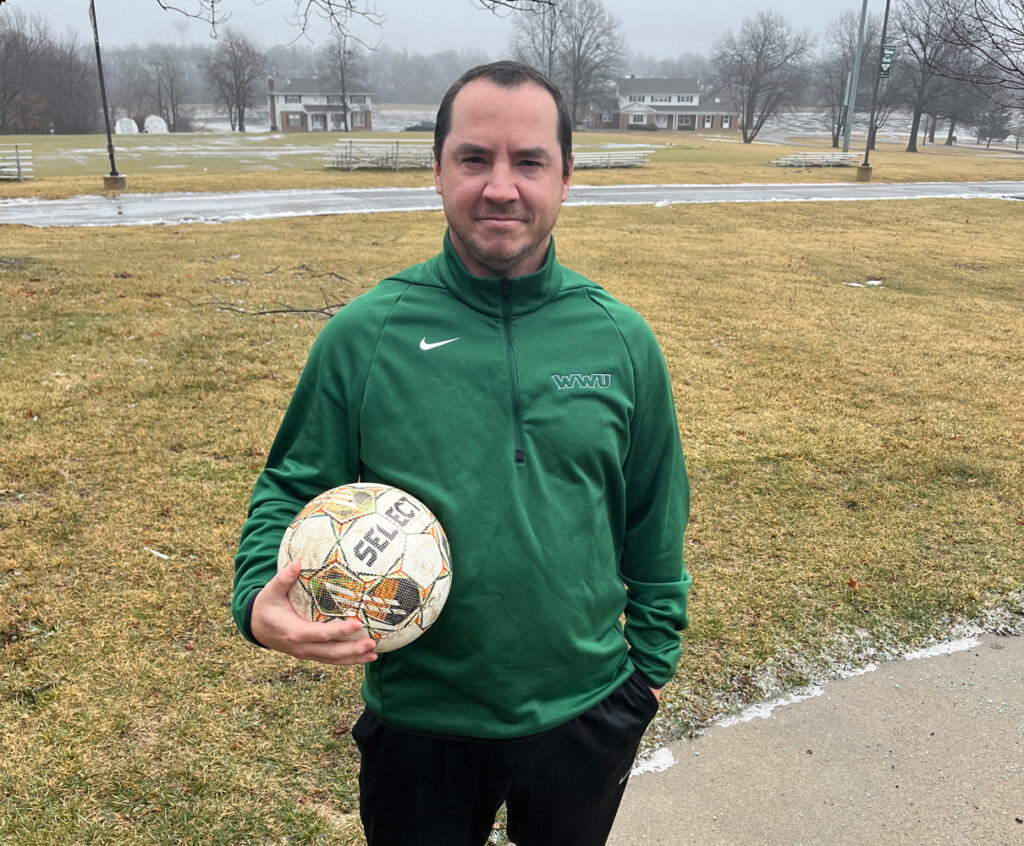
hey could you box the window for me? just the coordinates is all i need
[285,113,303,128]
[285,94,301,104]
[722,115,732,129]
[350,95,366,104]
[351,112,366,127]
[629,114,647,125]
[600,112,612,123]
[651,94,671,103]
[703,114,713,129]
[676,95,695,104]
[629,94,645,103]
[327,95,344,105]
[679,115,693,127]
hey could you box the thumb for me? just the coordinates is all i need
[267,560,303,597]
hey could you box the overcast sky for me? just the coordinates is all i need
[38,0,844,58]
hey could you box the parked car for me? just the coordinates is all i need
[404,121,436,132]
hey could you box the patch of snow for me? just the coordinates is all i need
[716,685,825,727]
[631,747,676,777]
[903,636,981,661]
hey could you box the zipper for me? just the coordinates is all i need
[500,279,526,464]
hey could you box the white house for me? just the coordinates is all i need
[590,77,739,133]
[268,78,374,132]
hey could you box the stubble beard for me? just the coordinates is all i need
[449,206,552,278]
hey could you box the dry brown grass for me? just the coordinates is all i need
[1,192,1022,843]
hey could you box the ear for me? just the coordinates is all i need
[561,153,574,203]
[433,158,443,196]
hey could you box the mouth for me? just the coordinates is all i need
[475,215,526,228]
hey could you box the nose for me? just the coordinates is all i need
[481,161,519,205]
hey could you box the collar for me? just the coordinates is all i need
[429,230,564,318]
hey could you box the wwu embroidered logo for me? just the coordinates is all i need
[551,373,612,390]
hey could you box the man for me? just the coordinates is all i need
[232,61,690,846]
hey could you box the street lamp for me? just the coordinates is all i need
[843,0,870,154]
[89,0,127,190]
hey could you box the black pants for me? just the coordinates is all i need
[353,670,659,846]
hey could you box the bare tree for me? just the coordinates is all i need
[931,0,1024,101]
[319,30,368,131]
[893,0,963,152]
[511,2,560,80]
[44,31,100,134]
[0,8,49,132]
[814,10,882,148]
[107,47,159,129]
[205,27,266,131]
[511,0,625,124]
[557,0,626,124]
[711,10,814,143]
[151,46,191,131]
[155,0,553,38]
[1011,108,1024,149]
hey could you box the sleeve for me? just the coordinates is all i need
[619,322,691,687]
[229,306,374,644]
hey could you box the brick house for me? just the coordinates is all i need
[590,77,739,133]
[268,78,374,132]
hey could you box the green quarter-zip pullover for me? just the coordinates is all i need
[233,233,690,739]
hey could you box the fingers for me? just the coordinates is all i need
[288,619,379,665]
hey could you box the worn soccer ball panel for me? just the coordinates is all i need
[278,483,452,652]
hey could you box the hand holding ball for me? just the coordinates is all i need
[278,483,452,652]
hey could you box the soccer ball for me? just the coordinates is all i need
[278,483,452,652]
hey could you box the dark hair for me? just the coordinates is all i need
[434,60,573,178]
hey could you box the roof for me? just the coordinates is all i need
[271,77,373,96]
[616,77,700,96]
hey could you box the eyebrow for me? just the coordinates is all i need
[452,142,552,162]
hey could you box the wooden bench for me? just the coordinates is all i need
[0,144,33,181]
[770,152,860,168]
[324,140,434,171]
[573,149,654,168]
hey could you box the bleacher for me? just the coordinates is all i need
[0,145,32,181]
[573,149,654,168]
[770,152,860,168]
[324,140,434,171]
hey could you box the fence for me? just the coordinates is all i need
[0,145,33,181]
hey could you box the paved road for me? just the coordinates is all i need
[2,181,1023,227]
[610,634,1024,846]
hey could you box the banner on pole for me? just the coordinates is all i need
[880,46,896,78]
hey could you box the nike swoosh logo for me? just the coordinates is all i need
[419,337,460,351]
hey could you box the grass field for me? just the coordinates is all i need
[1,135,1023,844]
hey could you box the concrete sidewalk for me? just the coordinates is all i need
[610,634,1024,845]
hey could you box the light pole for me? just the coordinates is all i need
[843,0,870,153]
[89,0,127,189]
[861,0,894,176]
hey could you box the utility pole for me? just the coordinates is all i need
[89,0,127,190]
[843,0,870,153]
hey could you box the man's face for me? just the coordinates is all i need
[434,78,572,279]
